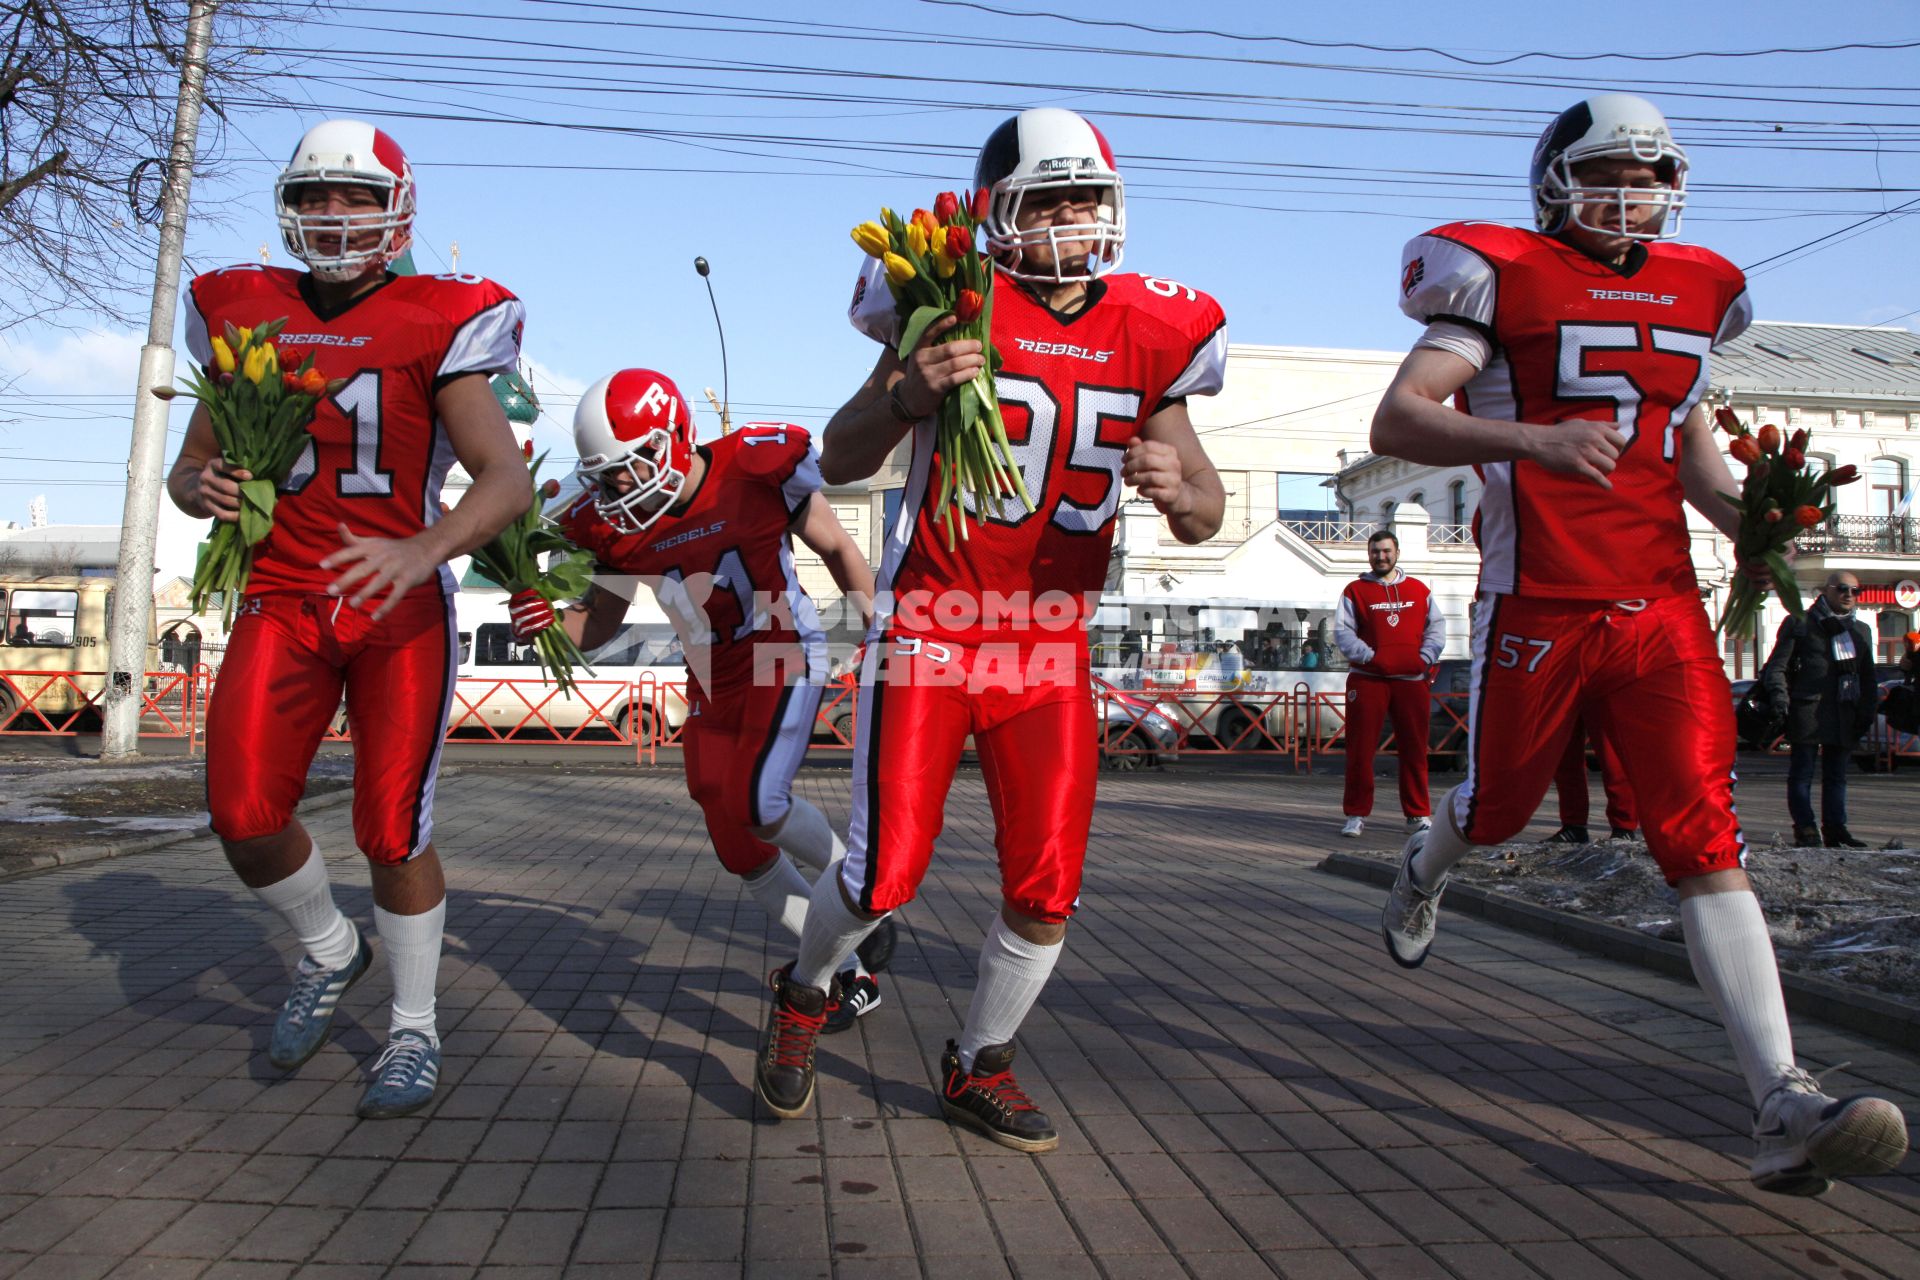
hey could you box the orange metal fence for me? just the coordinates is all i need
[0,670,198,739]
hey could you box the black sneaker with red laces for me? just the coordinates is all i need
[938,1039,1059,1153]
[755,964,837,1119]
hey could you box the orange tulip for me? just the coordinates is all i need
[955,289,983,324]
[1794,505,1824,528]
[1757,423,1781,453]
[1729,435,1762,465]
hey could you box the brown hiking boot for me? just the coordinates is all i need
[754,964,836,1119]
[938,1040,1059,1153]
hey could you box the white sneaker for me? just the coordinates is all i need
[1380,828,1445,969]
[1752,1066,1909,1196]
[1340,816,1364,838]
[1407,816,1432,833]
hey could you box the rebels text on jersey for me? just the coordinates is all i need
[851,260,1227,643]
[185,265,524,596]
[1399,222,1751,600]
[557,425,828,695]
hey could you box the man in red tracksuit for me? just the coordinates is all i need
[1550,713,1639,844]
[1335,528,1447,837]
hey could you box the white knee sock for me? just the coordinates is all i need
[375,900,446,1045]
[743,854,812,941]
[767,796,844,872]
[793,860,883,990]
[956,916,1063,1072]
[1410,789,1474,892]
[254,844,357,971]
[1682,890,1796,1109]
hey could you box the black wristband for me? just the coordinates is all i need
[887,380,922,423]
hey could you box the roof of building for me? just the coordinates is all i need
[1714,321,1920,402]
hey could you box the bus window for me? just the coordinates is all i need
[475,622,543,667]
[458,631,472,665]
[8,590,78,647]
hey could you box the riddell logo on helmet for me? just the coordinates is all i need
[1035,157,1097,175]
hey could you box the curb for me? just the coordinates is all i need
[0,785,356,884]
[1319,850,1920,1053]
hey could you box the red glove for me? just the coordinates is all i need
[509,589,555,641]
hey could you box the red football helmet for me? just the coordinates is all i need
[275,119,416,283]
[974,107,1125,283]
[573,368,697,533]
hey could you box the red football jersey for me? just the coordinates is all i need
[185,265,525,595]
[1398,222,1751,600]
[557,424,827,695]
[851,260,1227,643]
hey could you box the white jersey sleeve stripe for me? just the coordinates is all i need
[1713,287,1753,350]
[1415,321,1493,372]
[1165,321,1229,399]
[850,256,899,348]
[1400,232,1498,335]
[438,298,525,382]
[782,441,826,520]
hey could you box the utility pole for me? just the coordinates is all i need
[101,0,219,759]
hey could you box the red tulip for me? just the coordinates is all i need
[1764,508,1784,524]
[1714,407,1744,435]
[282,371,301,390]
[944,224,972,258]
[1729,435,1762,466]
[933,191,960,224]
[1789,428,1808,453]
[1783,447,1805,469]
[1829,464,1861,485]
[954,289,983,324]
[522,439,535,461]
[1794,505,1824,528]
[972,186,991,220]
[539,478,561,500]
[1757,423,1781,454]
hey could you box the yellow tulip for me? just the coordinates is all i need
[883,252,917,286]
[234,325,253,348]
[210,337,236,375]
[929,226,948,257]
[850,221,890,258]
[932,251,956,279]
[242,343,272,384]
[906,222,928,257]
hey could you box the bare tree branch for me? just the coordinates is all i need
[0,0,315,333]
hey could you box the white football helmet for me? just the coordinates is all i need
[275,120,416,282]
[1531,93,1688,241]
[974,108,1125,283]
[573,369,698,534]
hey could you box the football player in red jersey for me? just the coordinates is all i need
[750,108,1227,1149]
[1372,94,1908,1193]
[165,120,532,1119]
[511,369,890,1019]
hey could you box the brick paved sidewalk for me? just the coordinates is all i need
[0,763,1916,1279]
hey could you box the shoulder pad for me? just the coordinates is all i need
[1398,224,1519,332]
[849,255,898,347]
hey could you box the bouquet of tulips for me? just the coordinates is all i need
[465,445,597,695]
[155,318,341,628]
[1713,406,1860,636]
[850,189,1030,549]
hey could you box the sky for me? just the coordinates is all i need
[4,0,1918,528]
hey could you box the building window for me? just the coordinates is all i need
[1381,500,1395,527]
[1870,457,1908,518]
[1449,480,1467,527]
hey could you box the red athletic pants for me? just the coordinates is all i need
[1342,674,1432,820]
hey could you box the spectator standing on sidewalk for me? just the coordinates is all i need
[1335,529,1446,837]
[1762,572,1879,848]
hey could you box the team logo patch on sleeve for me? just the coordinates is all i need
[1402,257,1426,297]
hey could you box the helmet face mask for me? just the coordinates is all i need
[975,109,1125,283]
[276,120,415,282]
[573,370,697,535]
[1531,94,1688,243]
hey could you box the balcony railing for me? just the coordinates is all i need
[1794,515,1919,556]
[1280,519,1474,547]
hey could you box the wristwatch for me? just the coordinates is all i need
[887,380,923,423]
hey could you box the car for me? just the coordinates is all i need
[1093,675,1186,770]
